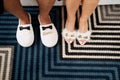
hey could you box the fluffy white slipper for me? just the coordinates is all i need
[62,28,76,44]
[76,31,91,45]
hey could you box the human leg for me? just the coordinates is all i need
[65,0,81,32]
[37,0,58,47]
[4,0,34,47]
[77,0,99,45]
[79,0,99,32]
[37,0,55,24]
[62,0,81,44]
[4,0,30,24]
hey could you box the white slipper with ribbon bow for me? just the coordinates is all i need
[16,13,34,47]
[38,15,58,47]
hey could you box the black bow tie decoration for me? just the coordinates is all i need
[19,26,30,30]
[42,25,52,30]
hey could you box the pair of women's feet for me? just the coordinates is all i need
[16,13,58,47]
[62,17,92,45]
[62,28,91,45]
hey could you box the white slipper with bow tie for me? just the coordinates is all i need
[38,15,58,47]
[16,13,34,47]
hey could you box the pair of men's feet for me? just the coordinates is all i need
[16,13,58,47]
[62,28,91,45]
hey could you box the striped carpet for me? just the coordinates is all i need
[0,46,14,80]
[0,5,120,80]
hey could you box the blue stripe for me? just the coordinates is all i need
[0,40,17,43]
[0,36,15,38]
[27,47,32,80]
[44,47,49,74]
[32,43,37,80]
[39,41,43,78]
[14,45,21,80]
[50,47,55,68]
[0,26,17,28]
[0,16,16,19]
[0,30,16,33]
[21,48,26,80]
[0,21,18,24]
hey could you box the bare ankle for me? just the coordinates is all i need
[65,18,75,32]
[79,18,88,33]
[39,15,51,25]
[19,13,30,25]
[79,17,88,23]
